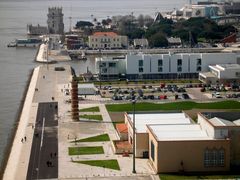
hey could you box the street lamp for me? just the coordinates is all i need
[99,49,102,90]
[132,98,136,173]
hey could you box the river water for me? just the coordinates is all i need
[0,0,188,169]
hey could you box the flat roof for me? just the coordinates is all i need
[148,124,212,141]
[127,113,191,133]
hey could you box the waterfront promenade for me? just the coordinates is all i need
[3,64,157,180]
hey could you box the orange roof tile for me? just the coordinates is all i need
[116,123,128,134]
[93,32,118,37]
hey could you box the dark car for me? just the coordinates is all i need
[182,93,190,99]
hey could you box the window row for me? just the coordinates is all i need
[92,38,119,42]
[204,148,225,167]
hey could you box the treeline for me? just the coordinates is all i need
[75,15,237,48]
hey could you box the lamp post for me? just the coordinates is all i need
[132,98,136,173]
[99,49,102,90]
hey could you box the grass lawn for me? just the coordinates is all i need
[106,100,240,112]
[80,106,100,112]
[68,146,104,155]
[71,134,110,143]
[159,174,240,180]
[73,159,120,170]
[80,114,103,121]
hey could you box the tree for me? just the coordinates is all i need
[148,32,168,48]
[75,21,94,29]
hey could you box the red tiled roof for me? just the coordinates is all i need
[93,32,118,37]
[116,123,128,134]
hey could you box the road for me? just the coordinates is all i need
[26,102,58,180]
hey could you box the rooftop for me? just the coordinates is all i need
[201,112,240,127]
[127,113,191,133]
[148,124,212,141]
[92,32,118,37]
[210,64,240,71]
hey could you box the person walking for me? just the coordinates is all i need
[24,136,27,142]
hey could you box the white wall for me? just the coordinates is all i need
[125,53,236,75]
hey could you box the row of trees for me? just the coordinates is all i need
[75,15,237,48]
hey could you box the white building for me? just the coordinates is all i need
[47,7,64,34]
[95,52,237,80]
[125,52,236,80]
[133,39,149,49]
[88,32,128,49]
[199,64,240,84]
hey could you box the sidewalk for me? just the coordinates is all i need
[3,67,40,180]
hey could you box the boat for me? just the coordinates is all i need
[7,38,42,48]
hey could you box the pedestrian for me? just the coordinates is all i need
[32,124,34,129]
[50,153,53,158]
[54,152,57,157]
[46,161,49,167]
[24,136,27,142]
[67,134,69,139]
[49,161,52,167]
[21,138,23,143]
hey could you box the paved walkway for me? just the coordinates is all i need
[3,67,40,180]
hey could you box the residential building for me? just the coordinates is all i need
[47,7,64,34]
[133,38,149,49]
[88,32,128,49]
[65,34,85,50]
[199,64,240,84]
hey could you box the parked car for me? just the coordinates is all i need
[182,93,190,99]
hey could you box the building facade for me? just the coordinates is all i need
[122,111,240,173]
[199,64,240,84]
[47,7,64,34]
[88,32,128,49]
[126,52,236,80]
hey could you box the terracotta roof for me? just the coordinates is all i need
[116,123,128,134]
[93,32,118,37]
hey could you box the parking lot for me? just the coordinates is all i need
[98,83,240,102]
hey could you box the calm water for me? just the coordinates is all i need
[0,0,188,169]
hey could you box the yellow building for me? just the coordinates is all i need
[88,32,128,49]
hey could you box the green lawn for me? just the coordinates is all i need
[106,101,240,112]
[80,114,103,121]
[80,106,100,112]
[71,134,110,143]
[73,159,120,170]
[159,174,240,180]
[68,146,104,155]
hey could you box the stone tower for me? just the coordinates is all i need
[47,7,64,34]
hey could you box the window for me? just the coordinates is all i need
[151,141,155,161]
[101,68,107,73]
[117,38,119,41]
[138,60,144,73]
[177,66,182,72]
[101,62,106,67]
[177,59,182,66]
[109,62,116,67]
[219,149,225,166]
[197,58,201,65]
[139,67,143,72]
[158,67,163,72]
[204,148,225,167]
[95,38,98,42]
[158,59,163,66]
[197,66,202,71]
[113,38,115,41]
